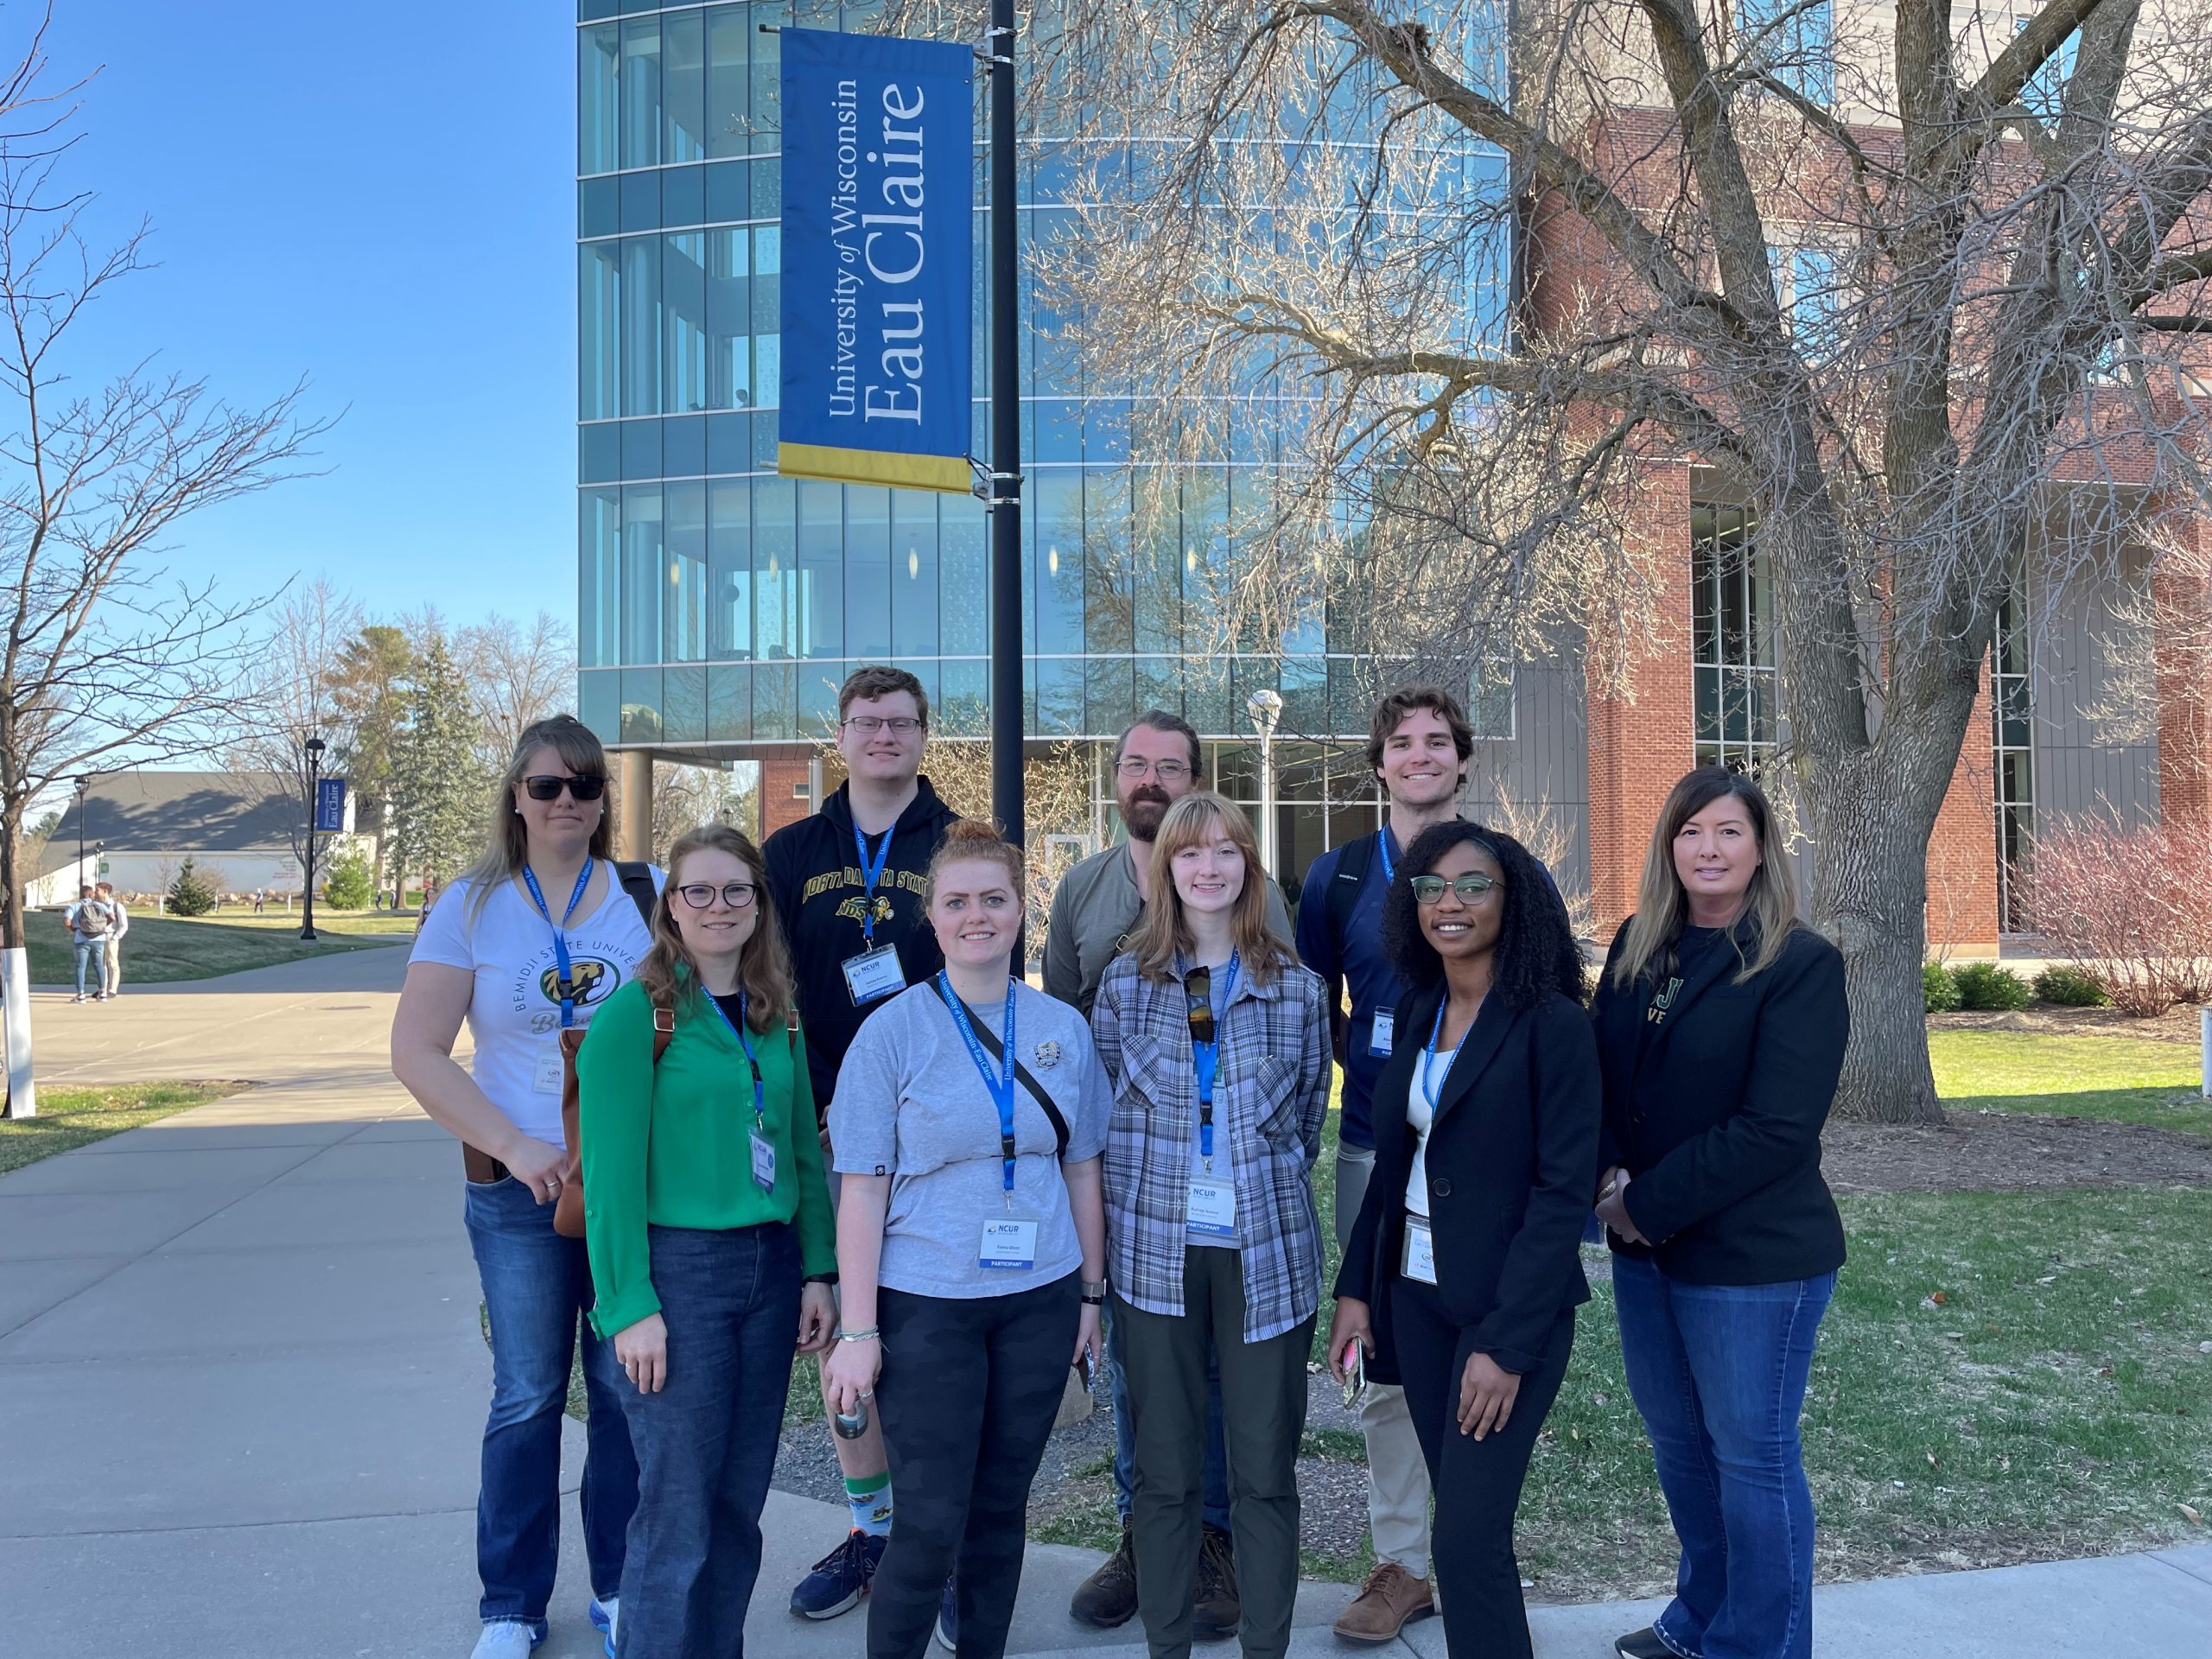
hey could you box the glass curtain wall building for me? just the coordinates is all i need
[575,2,1512,873]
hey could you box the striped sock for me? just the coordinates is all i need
[846,1471,893,1537]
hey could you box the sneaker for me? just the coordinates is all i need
[790,1529,887,1620]
[1068,1516,1138,1628]
[1616,1630,1688,1659]
[934,1576,958,1651]
[1192,1523,1240,1642]
[1332,1562,1434,1643]
[469,1624,540,1659]
[589,1594,618,1656]
[69,995,84,1004]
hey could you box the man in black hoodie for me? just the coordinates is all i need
[766,664,961,1625]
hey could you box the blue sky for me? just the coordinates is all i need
[31,1,573,625]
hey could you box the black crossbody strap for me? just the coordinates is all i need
[965,1016,1071,1157]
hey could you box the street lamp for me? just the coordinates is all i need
[301,735,327,942]
[74,777,90,892]
[1247,687,1284,883]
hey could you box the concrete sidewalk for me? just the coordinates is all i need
[6,968,2207,1656]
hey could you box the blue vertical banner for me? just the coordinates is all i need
[779,28,975,494]
[315,778,347,834]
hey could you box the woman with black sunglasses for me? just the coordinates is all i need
[392,715,663,1659]
[1325,822,1599,1659]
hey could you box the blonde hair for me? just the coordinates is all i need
[1129,791,1296,985]
[465,715,614,919]
[925,818,1025,905]
[1611,767,1800,990]
[635,823,795,1031]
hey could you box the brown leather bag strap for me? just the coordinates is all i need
[653,1004,676,1058]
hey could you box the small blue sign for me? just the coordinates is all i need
[315,777,347,835]
[779,28,974,494]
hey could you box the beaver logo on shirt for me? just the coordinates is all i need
[537,957,618,1008]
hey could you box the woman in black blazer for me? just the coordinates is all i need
[1589,766,1847,1659]
[1326,822,1598,1659]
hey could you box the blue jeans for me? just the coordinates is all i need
[615,1224,798,1659]
[72,939,99,996]
[1107,1302,1230,1532]
[1611,1255,1835,1659]
[464,1175,639,1632]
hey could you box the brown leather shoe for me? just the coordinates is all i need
[1068,1517,1138,1628]
[1332,1562,1435,1643]
[1192,1524,1241,1641]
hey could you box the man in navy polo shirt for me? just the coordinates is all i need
[1295,686,1476,1643]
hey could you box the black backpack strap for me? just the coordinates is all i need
[965,1016,1071,1157]
[613,860,658,931]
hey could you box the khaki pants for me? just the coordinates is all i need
[1336,1141,1434,1580]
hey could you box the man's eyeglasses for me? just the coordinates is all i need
[523,774,607,802]
[842,715,925,736]
[675,882,759,911]
[1115,758,1191,782]
[1410,873,1498,906]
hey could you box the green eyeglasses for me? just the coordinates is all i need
[1410,873,1498,906]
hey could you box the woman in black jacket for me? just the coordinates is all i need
[1326,822,1598,1659]
[1590,766,1847,1659]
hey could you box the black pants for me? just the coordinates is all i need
[1116,1249,1314,1659]
[1389,1275,1574,1659]
[870,1274,1079,1659]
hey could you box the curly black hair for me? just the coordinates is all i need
[1381,820,1587,1010]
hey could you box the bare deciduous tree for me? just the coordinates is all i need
[227,579,362,874]
[0,25,321,962]
[456,611,578,763]
[888,0,2212,1121]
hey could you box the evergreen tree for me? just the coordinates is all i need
[327,624,413,894]
[390,634,489,892]
[321,851,374,910]
[166,858,217,918]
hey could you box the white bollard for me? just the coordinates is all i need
[2201,1006,2211,1100]
[2,945,36,1119]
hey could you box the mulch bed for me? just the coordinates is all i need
[1927,1004,2204,1041]
[1824,1109,2212,1194]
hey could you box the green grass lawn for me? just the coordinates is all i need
[27,908,396,986]
[1930,1028,2209,1134]
[0,1081,246,1173]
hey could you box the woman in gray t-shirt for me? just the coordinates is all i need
[825,820,1108,1659]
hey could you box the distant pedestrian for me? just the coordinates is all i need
[373,888,385,912]
[65,885,114,1004]
[96,882,129,1000]
[253,888,266,914]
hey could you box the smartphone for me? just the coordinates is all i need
[1339,1338,1365,1410]
[1078,1349,1098,1393]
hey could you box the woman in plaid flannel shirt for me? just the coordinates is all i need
[1091,791,1331,1659]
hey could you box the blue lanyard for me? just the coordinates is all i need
[706,990,767,1126]
[854,823,895,947]
[521,859,594,1029]
[1186,950,1240,1165]
[1421,999,1458,1111]
[936,972,1019,1198]
[1376,829,1395,886]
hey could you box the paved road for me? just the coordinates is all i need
[5,952,2208,1656]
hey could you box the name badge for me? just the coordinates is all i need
[1368,1010,1395,1058]
[1186,1176,1236,1238]
[842,944,906,1007]
[531,1042,564,1095]
[1402,1215,1438,1285]
[748,1128,777,1195]
[980,1215,1039,1269]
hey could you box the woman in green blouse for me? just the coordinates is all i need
[576,823,837,1658]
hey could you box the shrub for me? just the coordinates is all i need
[1924,961,1962,1013]
[321,852,374,911]
[2032,964,2110,1008]
[166,858,217,918]
[2021,817,2212,1015]
[1950,961,2033,1012]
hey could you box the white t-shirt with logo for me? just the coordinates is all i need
[409,867,663,1146]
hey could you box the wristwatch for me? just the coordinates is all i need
[1079,1279,1108,1306]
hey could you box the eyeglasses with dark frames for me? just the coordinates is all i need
[675,882,759,911]
[523,774,607,802]
[1410,873,1498,906]
[842,715,925,736]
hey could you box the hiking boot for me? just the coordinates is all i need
[790,1529,887,1619]
[1616,1630,1689,1659]
[1068,1516,1138,1628]
[1192,1523,1240,1642]
[1332,1562,1434,1643]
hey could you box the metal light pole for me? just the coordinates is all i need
[74,777,88,891]
[986,0,1023,849]
[300,736,326,942]
[1248,688,1283,881]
